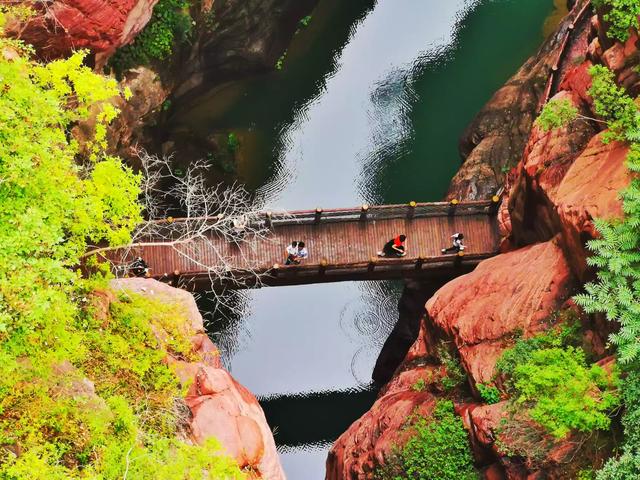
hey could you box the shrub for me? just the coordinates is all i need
[477,383,501,404]
[495,320,581,383]
[411,378,428,392]
[109,0,192,74]
[536,98,579,130]
[587,65,640,143]
[376,401,478,480]
[596,367,640,479]
[227,132,240,152]
[511,347,620,438]
[437,344,467,391]
[592,0,640,42]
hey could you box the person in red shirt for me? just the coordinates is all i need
[378,234,407,257]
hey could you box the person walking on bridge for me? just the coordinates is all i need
[378,234,407,258]
[441,233,465,254]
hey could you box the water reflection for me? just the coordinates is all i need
[197,281,401,396]
[257,0,484,209]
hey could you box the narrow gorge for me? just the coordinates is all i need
[1,0,639,479]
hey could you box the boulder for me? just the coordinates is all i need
[508,90,597,246]
[10,0,159,65]
[106,66,171,158]
[326,370,439,480]
[554,133,631,278]
[186,366,285,478]
[425,239,574,387]
[173,0,318,100]
[111,279,285,480]
[601,30,640,96]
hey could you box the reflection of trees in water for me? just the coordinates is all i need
[339,281,402,385]
[196,288,252,370]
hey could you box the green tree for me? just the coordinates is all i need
[592,0,640,42]
[0,27,243,477]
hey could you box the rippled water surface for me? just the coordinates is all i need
[182,0,558,477]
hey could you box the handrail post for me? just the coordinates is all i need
[314,208,323,224]
[489,195,501,215]
[265,211,272,228]
[415,256,425,270]
[360,204,369,221]
[319,259,328,276]
[448,199,459,216]
[407,201,417,220]
[368,256,377,273]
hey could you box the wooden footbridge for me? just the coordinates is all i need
[96,198,502,288]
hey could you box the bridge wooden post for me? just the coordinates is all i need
[360,204,369,221]
[415,256,425,270]
[319,258,328,276]
[265,211,273,228]
[314,208,323,224]
[489,195,501,214]
[368,256,377,273]
[448,199,459,216]
[407,201,417,220]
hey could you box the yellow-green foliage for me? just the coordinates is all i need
[375,401,478,480]
[0,45,142,345]
[0,292,245,479]
[0,32,243,478]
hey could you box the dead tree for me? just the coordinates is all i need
[86,150,284,305]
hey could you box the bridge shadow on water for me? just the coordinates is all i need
[260,386,380,448]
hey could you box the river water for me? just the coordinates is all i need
[175,0,558,477]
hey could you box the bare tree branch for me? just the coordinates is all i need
[87,150,288,296]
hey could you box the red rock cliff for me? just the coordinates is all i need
[111,279,286,480]
[10,0,158,65]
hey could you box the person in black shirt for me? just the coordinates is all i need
[130,257,149,277]
[378,234,407,257]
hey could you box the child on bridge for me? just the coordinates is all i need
[441,233,465,254]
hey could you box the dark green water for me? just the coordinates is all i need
[180,0,559,478]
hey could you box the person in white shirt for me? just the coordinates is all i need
[285,241,299,265]
[441,233,465,254]
[285,241,309,265]
[295,241,308,262]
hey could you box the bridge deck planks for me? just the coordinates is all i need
[128,213,500,280]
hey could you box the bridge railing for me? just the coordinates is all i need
[133,198,500,238]
[266,198,498,227]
